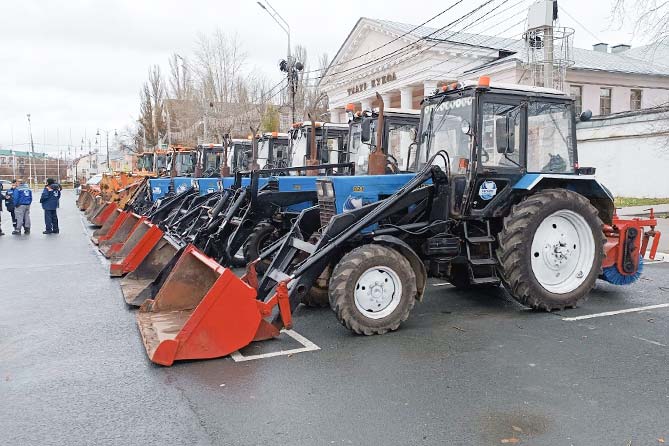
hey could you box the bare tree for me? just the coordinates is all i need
[168,53,194,100]
[612,0,669,44]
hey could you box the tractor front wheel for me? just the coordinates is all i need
[496,189,605,311]
[329,244,417,335]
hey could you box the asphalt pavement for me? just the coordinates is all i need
[1,190,668,446]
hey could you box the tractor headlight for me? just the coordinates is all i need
[323,182,334,198]
[316,181,325,197]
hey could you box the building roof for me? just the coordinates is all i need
[0,149,49,158]
[365,18,669,78]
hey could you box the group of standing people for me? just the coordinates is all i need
[0,178,61,236]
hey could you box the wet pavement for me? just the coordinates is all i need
[1,190,668,445]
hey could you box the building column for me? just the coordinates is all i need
[360,97,373,112]
[330,108,347,124]
[380,92,393,107]
[400,87,414,109]
[423,80,438,97]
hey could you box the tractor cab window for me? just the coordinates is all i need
[527,102,575,173]
[348,122,370,174]
[174,153,194,175]
[271,140,289,167]
[481,102,521,168]
[325,133,342,165]
[155,155,167,171]
[387,123,417,172]
[205,152,218,170]
[289,129,308,167]
[415,95,473,173]
[257,139,270,167]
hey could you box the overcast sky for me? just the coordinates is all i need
[0,0,641,156]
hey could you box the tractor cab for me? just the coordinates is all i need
[167,146,197,177]
[228,139,253,173]
[198,143,226,176]
[348,108,420,174]
[414,78,593,219]
[288,121,349,172]
[135,152,155,175]
[256,132,290,169]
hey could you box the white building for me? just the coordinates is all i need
[321,18,669,122]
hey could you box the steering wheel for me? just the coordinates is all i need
[386,154,400,173]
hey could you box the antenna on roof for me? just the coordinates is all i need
[523,0,574,91]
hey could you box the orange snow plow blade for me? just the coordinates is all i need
[136,245,290,366]
[119,236,180,306]
[91,208,124,245]
[98,213,143,258]
[89,202,117,226]
[110,221,164,277]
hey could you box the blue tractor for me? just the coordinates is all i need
[243,80,658,336]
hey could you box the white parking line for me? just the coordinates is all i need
[229,329,320,362]
[562,303,669,321]
[632,336,667,347]
[646,252,669,263]
[432,282,453,287]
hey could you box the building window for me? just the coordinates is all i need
[569,85,583,116]
[600,88,612,115]
[0,156,5,165]
[630,89,642,111]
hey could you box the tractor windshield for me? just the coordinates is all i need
[205,152,219,171]
[415,95,473,173]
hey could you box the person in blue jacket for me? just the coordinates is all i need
[40,178,61,234]
[12,179,32,235]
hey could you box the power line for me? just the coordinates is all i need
[318,0,503,83]
[304,0,467,75]
[559,5,604,44]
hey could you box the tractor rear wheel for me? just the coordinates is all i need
[243,222,278,273]
[496,188,605,311]
[329,244,417,335]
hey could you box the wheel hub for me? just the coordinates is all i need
[354,267,402,319]
[530,209,595,294]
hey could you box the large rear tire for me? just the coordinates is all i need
[496,189,605,311]
[329,244,417,335]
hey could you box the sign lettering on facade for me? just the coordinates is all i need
[347,72,397,96]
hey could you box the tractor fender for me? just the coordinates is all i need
[372,235,427,301]
[513,174,615,224]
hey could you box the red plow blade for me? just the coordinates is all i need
[98,213,143,258]
[136,245,289,366]
[110,221,164,277]
[91,208,123,245]
[89,202,117,227]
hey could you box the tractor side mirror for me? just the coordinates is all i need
[495,117,515,154]
[361,117,372,143]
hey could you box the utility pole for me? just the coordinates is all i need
[257,0,303,124]
[26,114,35,188]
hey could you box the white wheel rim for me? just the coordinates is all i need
[354,266,402,319]
[530,209,595,294]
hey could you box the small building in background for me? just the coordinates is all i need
[0,149,68,185]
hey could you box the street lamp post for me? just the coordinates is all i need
[97,129,117,172]
[26,114,36,188]
[257,0,303,124]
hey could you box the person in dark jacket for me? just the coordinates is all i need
[5,180,17,230]
[12,179,32,235]
[0,181,5,235]
[40,178,61,234]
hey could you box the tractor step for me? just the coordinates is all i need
[465,235,495,243]
[469,257,497,266]
[470,276,500,286]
